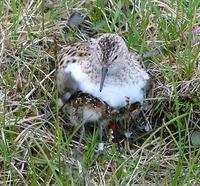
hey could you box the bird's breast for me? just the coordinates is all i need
[65,63,149,108]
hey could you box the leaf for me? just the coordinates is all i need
[191,131,200,146]
[67,12,84,26]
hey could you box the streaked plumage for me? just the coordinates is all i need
[62,92,141,126]
[57,33,150,152]
[57,34,150,108]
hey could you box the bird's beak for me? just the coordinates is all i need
[99,66,108,92]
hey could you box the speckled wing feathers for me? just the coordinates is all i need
[57,33,150,125]
[57,70,79,102]
[59,41,92,65]
[62,92,141,126]
[57,41,92,105]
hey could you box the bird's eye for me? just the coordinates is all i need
[113,55,118,61]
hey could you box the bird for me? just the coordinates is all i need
[61,91,141,153]
[61,92,113,152]
[57,33,150,153]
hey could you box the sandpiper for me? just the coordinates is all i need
[61,91,141,152]
[61,92,112,152]
[57,33,150,152]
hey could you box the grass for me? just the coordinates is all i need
[0,0,200,185]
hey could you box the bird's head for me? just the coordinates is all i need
[96,34,128,92]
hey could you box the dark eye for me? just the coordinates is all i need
[113,55,118,61]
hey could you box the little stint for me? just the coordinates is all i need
[57,33,150,153]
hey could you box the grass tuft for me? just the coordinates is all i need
[0,0,199,185]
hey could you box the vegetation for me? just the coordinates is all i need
[0,0,199,185]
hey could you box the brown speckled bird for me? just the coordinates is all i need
[61,92,113,151]
[61,92,141,152]
[57,33,150,152]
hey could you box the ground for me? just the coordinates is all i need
[0,0,200,185]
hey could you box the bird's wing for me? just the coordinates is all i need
[128,49,143,67]
[57,68,79,103]
[57,41,92,105]
[58,41,92,64]
[129,49,151,94]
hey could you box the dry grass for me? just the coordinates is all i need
[0,0,200,185]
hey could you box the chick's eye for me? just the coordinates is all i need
[113,55,118,61]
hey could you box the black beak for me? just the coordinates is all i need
[99,66,108,92]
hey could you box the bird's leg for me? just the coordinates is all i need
[112,120,122,152]
[124,97,133,139]
[93,121,106,160]
[123,118,132,154]
[73,122,86,161]
[77,123,85,152]
[73,107,86,160]
[97,122,104,154]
